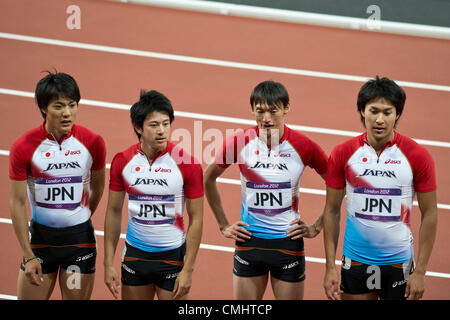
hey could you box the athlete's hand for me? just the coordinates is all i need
[173,269,192,300]
[324,267,342,300]
[24,258,43,286]
[287,219,320,239]
[405,271,425,300]
[221,221,252,242]
[104,265,121,299]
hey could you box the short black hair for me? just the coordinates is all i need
[357,76,406,125]
[35,71,81,119]
[250,80,289,109]
[130,90,175,139]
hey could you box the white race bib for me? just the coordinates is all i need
[34,176,83,209]
[353,187,402,222]
[128,194,176,225]
[246,181,292,215]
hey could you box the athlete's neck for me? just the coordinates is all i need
[260,126,284,150]
[45,123,66,143]
[140,142,163,163]
[366,131,395,155]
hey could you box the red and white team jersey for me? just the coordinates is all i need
[326,132,436,265]
[9,123,106,228]
[109,142,203,252]
[216,125,327,239]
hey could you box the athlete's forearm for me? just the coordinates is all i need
[183,197,203,272]
[183,214,203,272]
[204,179,230,230]
[103,208,122,267]
[323,208,340,269]
[89,168,105,216]
[312,209,325,233]
[10,200,34,258]
[415,209,437,274]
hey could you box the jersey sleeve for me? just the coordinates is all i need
[9,138,30,181]
[109,152,127,192]
[325,144,347,190]
[90,135,106,171]
[409,147,436,193]
[182,163,204,199]
[305,139,328,175]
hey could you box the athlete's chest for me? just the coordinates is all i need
[346,144,413,187]
[124,153,183,194]
[238,139,303,181]
[31,137,91,177]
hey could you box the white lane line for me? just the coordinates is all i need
[0,217,448,279]
[119,0,450,40]
[1,88,449,149]
[0,32,449,92]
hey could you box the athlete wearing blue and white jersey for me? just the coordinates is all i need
[204,80,328,300]
[323,76,438,300]
[103,90,203,300]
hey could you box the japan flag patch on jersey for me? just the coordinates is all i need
[41,151,55,159]
[131,165,146,173]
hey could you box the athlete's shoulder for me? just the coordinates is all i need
[331,134,363,157]
[9,125,47,180]
[395,132,427,153]
[113,143,140,163]
[71,124,104,144]
[286,126,322,151]
[10,125,46,155]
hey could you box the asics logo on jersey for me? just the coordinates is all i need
[65,150,81,156]
[359,168,396,178]
[384,159,401,164]
[154,167,171,173]
[130,178,168,187]
[250,161,288,171]
[273,153,291,158]
[42,161,81,172]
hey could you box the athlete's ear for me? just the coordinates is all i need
[133,125,143,135]
[283,104,290,115]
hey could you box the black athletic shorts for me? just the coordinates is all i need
[233,236,305,283]
[121,242,186,291]
[20,219,97,274]
[340,255,415,300]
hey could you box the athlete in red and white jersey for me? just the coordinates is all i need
[215,125,327,239]
[9,72,106,300]
[109,141,203,252]
[104,90,203,300]
[10,123,105,227]
[323,76,437,301]
[205,80,327,300]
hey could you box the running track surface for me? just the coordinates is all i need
[0,0,449,300]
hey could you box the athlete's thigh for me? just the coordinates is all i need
[17,270,58,300]
[270,277,304,300]
[155,286,189,300]
[233,274,268,300]
[122,284,156,300]
[59,269,95,300]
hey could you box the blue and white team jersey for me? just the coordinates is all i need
[216,126,327,239]
[109,142,203,252]
[326,132,436,265]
